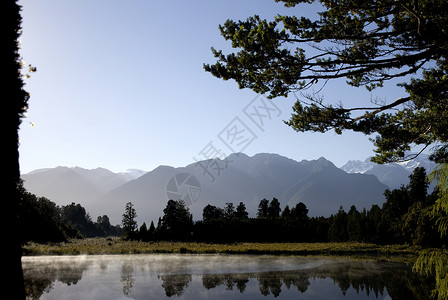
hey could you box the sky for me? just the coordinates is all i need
[18,0,411,174]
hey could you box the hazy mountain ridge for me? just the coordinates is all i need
[22,167,101,207]
[22,153,389,225]
[280,158,386,216]
[21,166,146,207]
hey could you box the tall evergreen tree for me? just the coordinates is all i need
[122,202,138,239]
[235,202,249,219]
[62,203,89,227]
[202,204,224,222]
[160,200,193,240]
[290,202,309,220]
[380,187,408,243]
[267,198,281,218]
[281,205,291,218]
[96,215,117,236]
[408,167,429,205]
[148,221,156,239]
[365,205,382,242]
[138,222,149,241]
[224,202,235,219]
[347,205,362,242]
[328,206,348,242]
[257,198,269,218]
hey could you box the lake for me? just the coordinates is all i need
[22,254,432,299]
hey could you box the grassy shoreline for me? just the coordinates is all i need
[22,238,422,261]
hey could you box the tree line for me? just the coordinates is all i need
[18,180,122,243]
[124,167,447,247]
[19,167,447,247]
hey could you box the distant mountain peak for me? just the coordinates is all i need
[340,159,375,174]
[340,153,436,190]
[228,152,250,159]
[117,169,147,181]
[341,153,435,174]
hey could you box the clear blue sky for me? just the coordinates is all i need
[18,0,410,173]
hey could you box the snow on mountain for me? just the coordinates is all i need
[340,153,436,189]
[340,158,375,174]
[396,153,436,172]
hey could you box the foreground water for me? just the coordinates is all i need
[22,254,432,299]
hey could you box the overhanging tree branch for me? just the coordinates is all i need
[348,97,411,122]
[205,0,448,163]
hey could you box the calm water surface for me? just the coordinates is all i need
[22,254,432,299]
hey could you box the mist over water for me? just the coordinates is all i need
[22,254,432,299]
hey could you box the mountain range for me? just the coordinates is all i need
[22,153,434,225]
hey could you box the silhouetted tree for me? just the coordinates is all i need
[380,186,411,243]
[160,200,193,240]
[202,204,224,222]
[224,202,235,219]
[267,198,281,218]
[235,202,249,219]
[4,1,30,297]
[95,215,121,236]
[400,168,442,246]
[62,203,89,226]
[282,205,291,218]
[18,185,79,243]
[97,215,111,232]
[347,205,362,241]
[365,205,382,243]
[122,202,138,239]
[328,206,348,242]
[148,221,156,240]
[138,222,149,241]
[290,202,309,220]
[61,202,100,237]
[257,198,269,218]
[408,167,429,205]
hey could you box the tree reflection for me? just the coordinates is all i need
[202,273,249,292]
[159,274,192,296]
[258,273,282,296]
[22,258,434,299]
[121,261,135,295]
[198,260,433,299]
[282,272,310,293]
[23,259,89,300]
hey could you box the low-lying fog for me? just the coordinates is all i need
[22,254,431,300]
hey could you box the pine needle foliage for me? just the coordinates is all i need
[414,163,448,299]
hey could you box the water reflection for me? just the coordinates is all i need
[160,274,192,297]
[121,260,135,295]
[22,254,433,299]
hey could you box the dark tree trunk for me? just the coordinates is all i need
[2,1,28,299]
